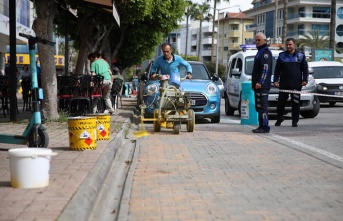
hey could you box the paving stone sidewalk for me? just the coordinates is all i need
[0,97,137,221]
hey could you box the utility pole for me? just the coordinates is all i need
[274,0,278,43]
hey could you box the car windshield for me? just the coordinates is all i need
[312,66,343,79]
[180,63,210,80]
[245,56,278,75]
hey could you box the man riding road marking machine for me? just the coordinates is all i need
[139,73,195,134]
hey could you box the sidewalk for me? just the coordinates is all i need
[0,96,137,221]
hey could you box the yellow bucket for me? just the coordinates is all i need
[86,114,111,140]
[68,117,97,150]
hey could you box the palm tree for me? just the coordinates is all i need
[207,0,230,62]
[329,0,336,49]
[191,3,212,61]
[297,29,329,49]
[184,1,196,60]
[282,0,288,44]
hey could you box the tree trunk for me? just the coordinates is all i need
[329,0,336,49]
[32,0,59,120]
[74,13,95,75]
[282,0,288,45]
[198,22,203,61]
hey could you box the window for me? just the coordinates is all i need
[313,7,330,19]
[338,7,343,19]
[236,58,243,72]
[299,7,305,17]
[312,25,329,35]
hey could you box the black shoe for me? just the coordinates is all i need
[292,123,298,127]
[275,119,284,126]
[252,127,270,133]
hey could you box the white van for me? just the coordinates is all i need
[223,45,320,118]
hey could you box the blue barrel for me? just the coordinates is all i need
[240,81,258,125]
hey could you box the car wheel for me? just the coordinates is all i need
[224,96,235,116]
[211,115,220,123]
[329,101,336,106]
[300,96,320,118]
[238,98,241,117]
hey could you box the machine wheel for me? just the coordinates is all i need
[173,122,180,134]
[186,109,195,132]
[153,110,161,132]
[28,126,49,147]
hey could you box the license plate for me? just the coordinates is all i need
[335,92,343,96]
[190,99,196,105]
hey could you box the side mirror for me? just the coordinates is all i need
[212,74,219,81]
[308,67,314,74]
[231,68,241,76]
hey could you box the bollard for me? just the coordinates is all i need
[240,81,258,125]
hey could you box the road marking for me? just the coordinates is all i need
[221,116,343,164]
[270,134,343,163]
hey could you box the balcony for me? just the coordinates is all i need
[201,38,214,44]
[246,23,257,32]
[286,29,329,38]
[228,30,240,38]
[201,50,212,57]
[228,43,241,50]
[287,12,330,24]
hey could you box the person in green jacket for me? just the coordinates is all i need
[88,52,115,115]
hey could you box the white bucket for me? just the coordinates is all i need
[8,148,57,188]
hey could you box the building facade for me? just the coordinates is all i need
[165,12,253,67]
[245,0,343,58]
[0,0,34,74]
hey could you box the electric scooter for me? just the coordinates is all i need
[0,33,54,147]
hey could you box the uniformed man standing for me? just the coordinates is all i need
[251,32,273,133]
[273,38,308,127]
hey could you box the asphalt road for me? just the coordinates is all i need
[221,101,343,168]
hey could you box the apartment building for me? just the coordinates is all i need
[166,12,253,66]
[245,0,343,58]
[217,12,254,64]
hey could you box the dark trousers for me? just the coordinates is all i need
[276,90,301,124]
[254,89,270,130]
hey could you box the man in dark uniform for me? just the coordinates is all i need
[273,38,308,127]
[251,32,273,133]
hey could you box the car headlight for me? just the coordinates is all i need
[317,84,328,90]
[206,82,218,95]
[146,83,159,95]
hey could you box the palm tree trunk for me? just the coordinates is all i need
[329,0,336,49]
[282,0,288,44]
[211,1,217,62]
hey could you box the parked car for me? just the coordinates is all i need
[223,44,320,118]
[142,61,221,123]
[308,61,343,106]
